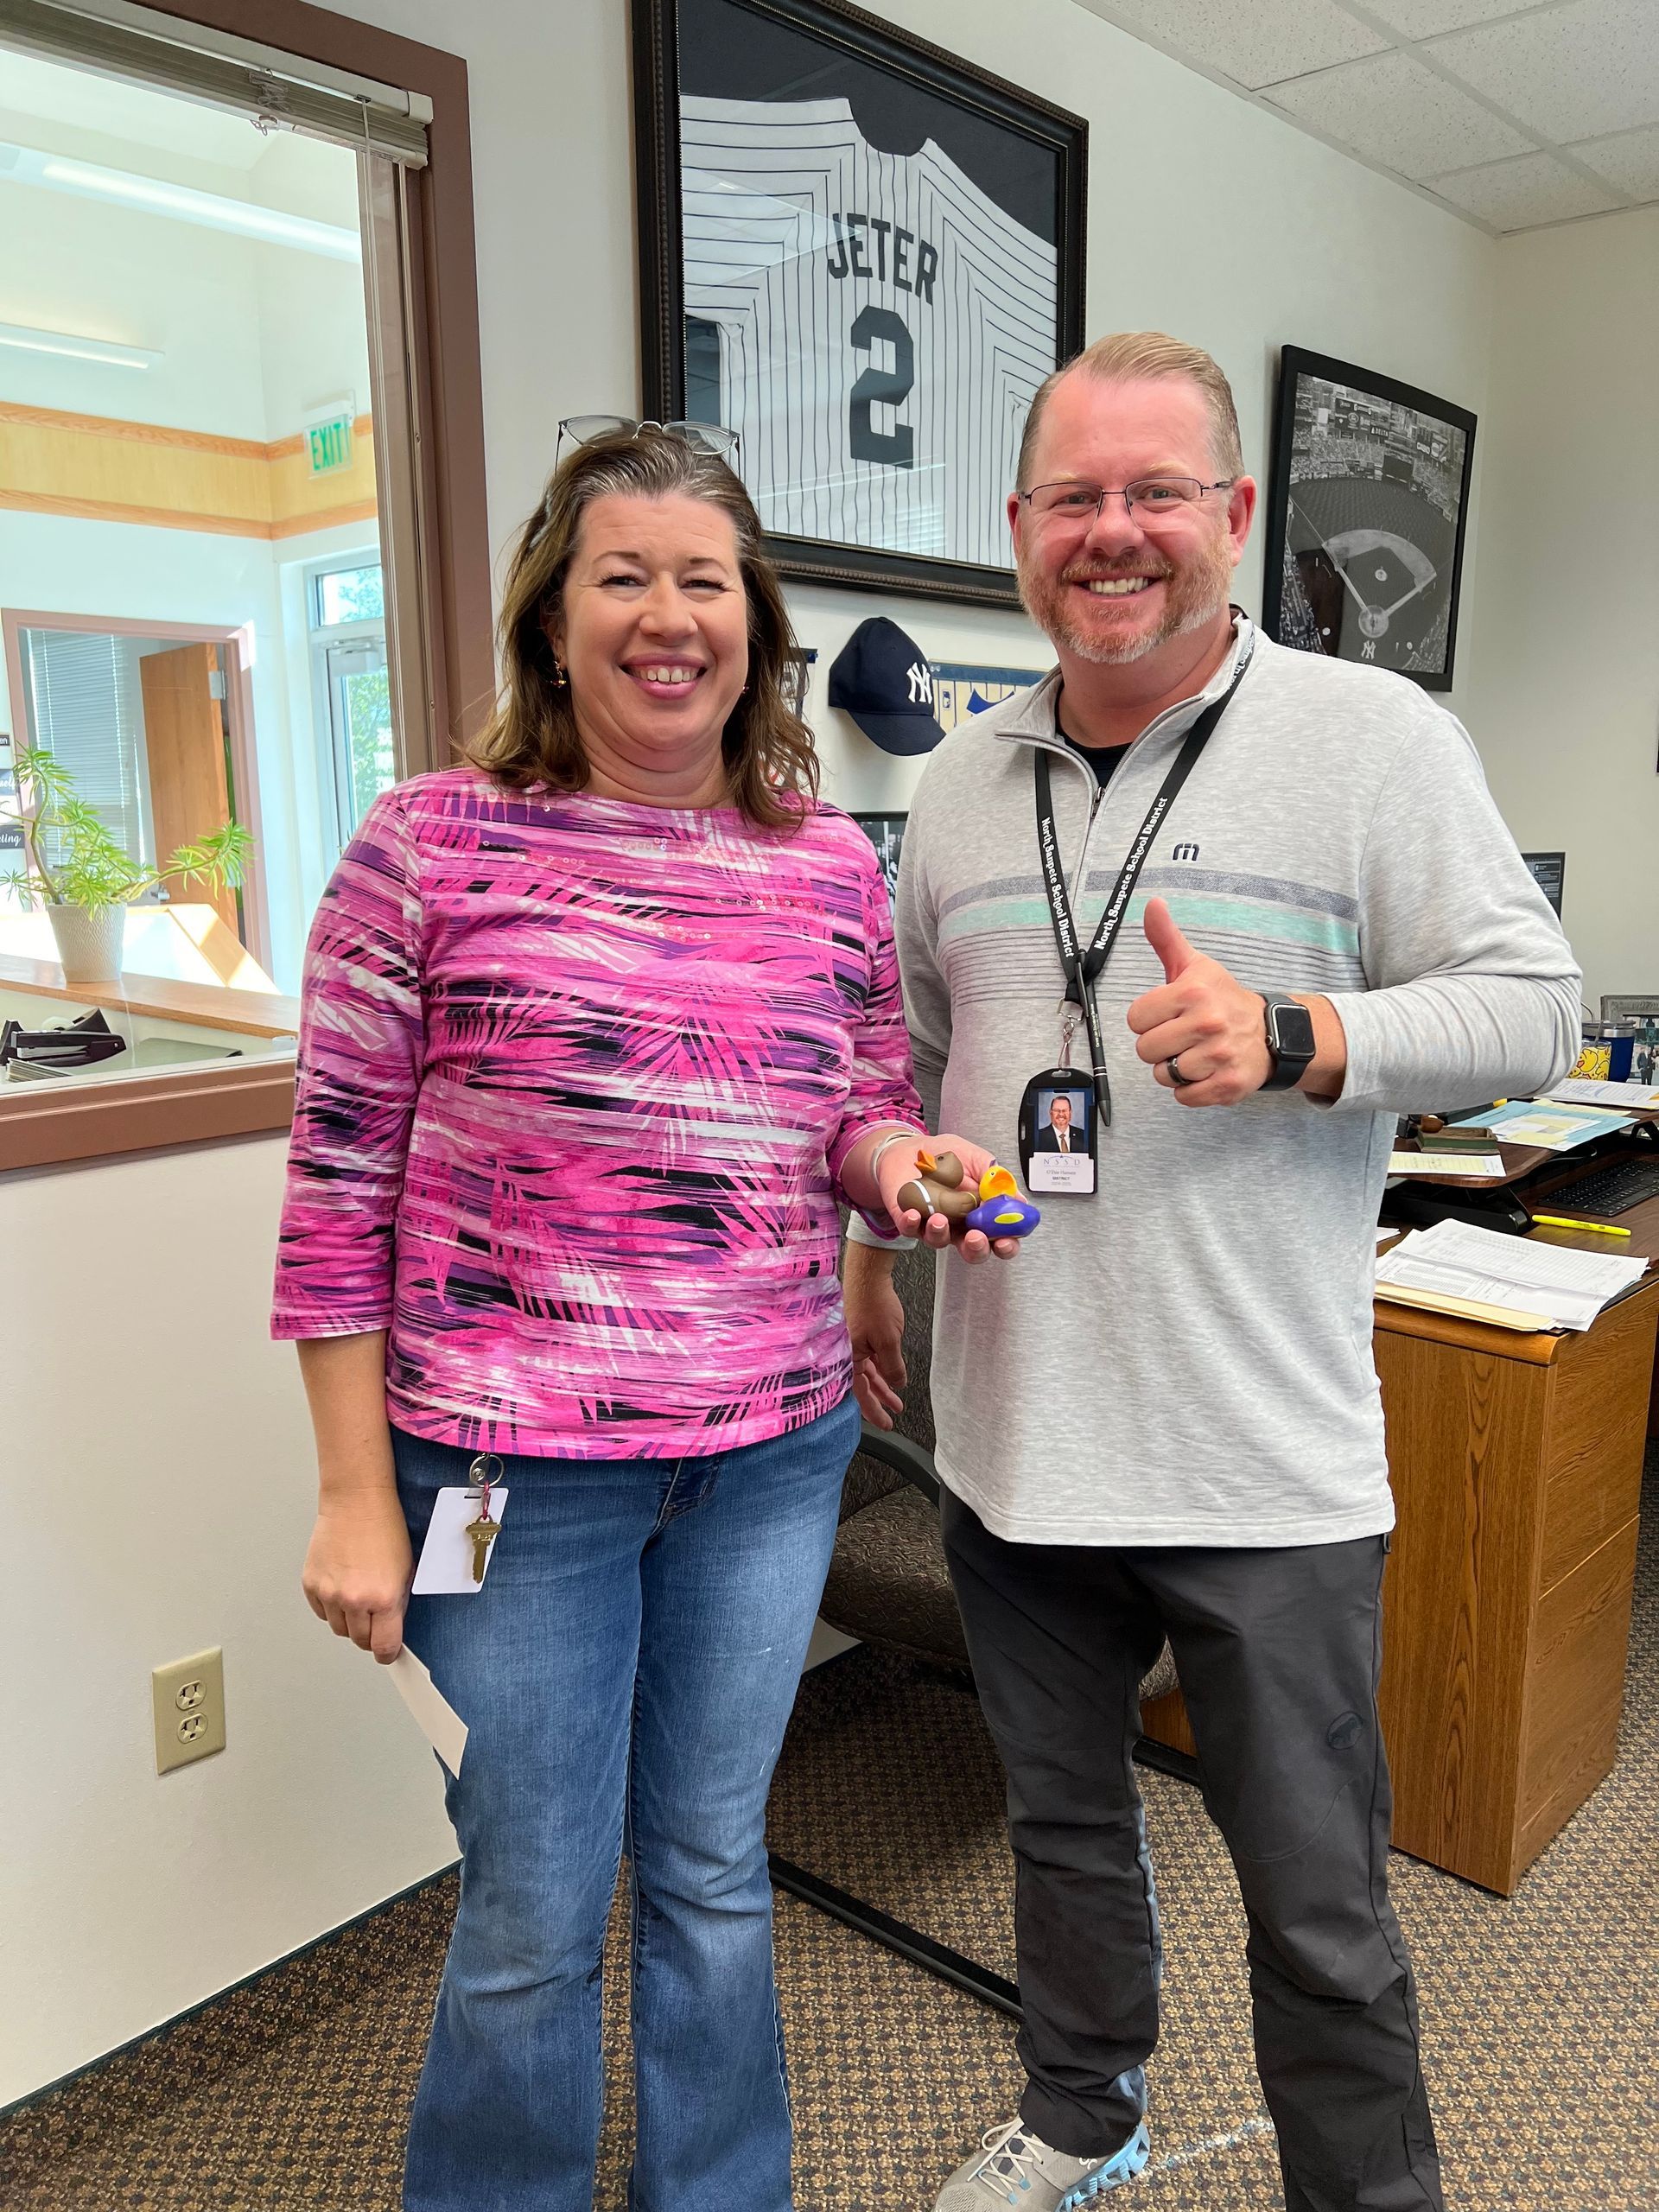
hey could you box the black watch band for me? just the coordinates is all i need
[1261,993,1316,1091]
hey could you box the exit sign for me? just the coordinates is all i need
[306,414,354,475]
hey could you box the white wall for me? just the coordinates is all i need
[1455,207,1659,1007]
[0,1141,456,2107]
[3,0,1513,2107]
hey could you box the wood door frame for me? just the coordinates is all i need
[0,0,490,1173]
[3,608,272,974]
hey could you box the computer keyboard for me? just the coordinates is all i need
[1545,1157,1659,1217]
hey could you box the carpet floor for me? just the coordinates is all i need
[4,1468,1656,2211]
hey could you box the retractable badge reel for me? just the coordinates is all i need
[1018,999,1099,1197]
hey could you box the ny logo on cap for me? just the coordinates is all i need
[906,662,933,706]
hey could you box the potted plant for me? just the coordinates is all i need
[0,744,254,983]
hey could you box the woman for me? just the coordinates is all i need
[274,423,1015,2212]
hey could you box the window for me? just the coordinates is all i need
[308,559,394,848]
[0,0,490,1172]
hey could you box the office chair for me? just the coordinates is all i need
[767,1239,1181,2018]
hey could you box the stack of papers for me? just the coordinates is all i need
[1454,1099,1636,1152]
[1547,1078,1659,1110]
[1387,1151,1506,1179]
[1376,1219,1649,1332]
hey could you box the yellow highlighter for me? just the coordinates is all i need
[1529,1214,1632,1237]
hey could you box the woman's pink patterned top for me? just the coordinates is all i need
[270,768,920,1459]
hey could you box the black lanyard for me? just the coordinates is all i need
[1033,643,1254,1126]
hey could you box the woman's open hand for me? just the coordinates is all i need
[875,1131,1025,1264]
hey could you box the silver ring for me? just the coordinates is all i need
[1166,1053,1197,1087]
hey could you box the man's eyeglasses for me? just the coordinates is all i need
[1020,476,1237,527]
[556,414,741,463]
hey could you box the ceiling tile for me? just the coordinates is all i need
[1570,123,1659,199]
[1429,0,1659,142]
[1427,150,1623,227]
[1359,0,1535,35]
[1081,0,1388,90]
[1263,48,1535,177]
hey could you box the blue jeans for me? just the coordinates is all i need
[394,1391,859,2212]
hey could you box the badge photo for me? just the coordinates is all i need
[1019,1074,1096,1194]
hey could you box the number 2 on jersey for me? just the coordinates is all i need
[849,305,914,469]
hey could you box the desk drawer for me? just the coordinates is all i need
[1518,1516,1638,1857]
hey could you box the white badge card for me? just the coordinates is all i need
[1018,1071,1097,1196]
[410,1484,511,1596]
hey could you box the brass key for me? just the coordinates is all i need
[467,1514,499,1585]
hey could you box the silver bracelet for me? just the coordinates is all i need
[868,1127,926,1182]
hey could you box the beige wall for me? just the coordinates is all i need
[0,0,1544,2110]
[1456,206,1659,1008]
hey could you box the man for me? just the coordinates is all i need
[844,332,1580,2212]
[1033,1094,1082,1153]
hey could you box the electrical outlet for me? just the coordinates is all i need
[152,1648,226,1774]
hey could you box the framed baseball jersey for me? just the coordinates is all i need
[633,0,1086,607]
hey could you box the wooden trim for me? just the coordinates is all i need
[0,0,489,1174]
[0,490,380,539]
[0,404,379,537]
[270,498,379,539]
[0,1058,296,1172]
[0,402,273,460]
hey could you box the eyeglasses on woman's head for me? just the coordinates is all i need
[556,415,741,463]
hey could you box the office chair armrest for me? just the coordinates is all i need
[855,1421,941,1507]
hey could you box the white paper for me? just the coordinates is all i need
[1027,1150,1095,1195]
[1376,1218,1647,1332]
[388,1647,467,1777]
[410,1484,510,1595]
[1547,1079,1659,1109]
[1388,1153,1506,1179]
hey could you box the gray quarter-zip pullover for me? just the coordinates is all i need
[856,622,1580,1545]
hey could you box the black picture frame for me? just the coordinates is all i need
[632,0,1087,607]
[1522,851,1565,918]
[1261,346,1477,693]
[852,810,907,902]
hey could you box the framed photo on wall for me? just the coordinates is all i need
[632,0,1087,606]
[1261,346,1477,692]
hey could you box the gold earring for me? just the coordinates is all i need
[552,658,569,689]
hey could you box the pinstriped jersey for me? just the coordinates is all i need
[680,94,1058,570]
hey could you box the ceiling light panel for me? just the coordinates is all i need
[1427,149,1623,228]
[1569,123,1659,199]
[0,319,159,368]
[0,141,360,259]
[1264,48,1535,178]
[1428,0,1659,143]
[1357,0,1535,36]
[1080,0,1387,89]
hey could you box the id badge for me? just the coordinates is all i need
[410,1471,510,1595]
[1018,1072,1097,1196]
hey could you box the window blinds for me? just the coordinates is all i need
[22,627,149,863]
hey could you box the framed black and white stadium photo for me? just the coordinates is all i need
[1261,347,1477,693]
[632,0,1087,606]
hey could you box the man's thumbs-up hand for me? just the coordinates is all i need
[1127,896,1275,1105]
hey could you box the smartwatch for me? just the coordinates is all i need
[1260,994,1316,1090]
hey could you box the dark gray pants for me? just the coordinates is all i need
[939,1494,1445,2212]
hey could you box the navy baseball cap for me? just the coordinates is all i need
[828,618,946,756]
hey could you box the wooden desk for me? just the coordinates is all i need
[1141,1173,1659,1895]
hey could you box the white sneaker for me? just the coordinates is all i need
[931,2116,1150,2210]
